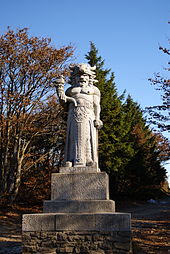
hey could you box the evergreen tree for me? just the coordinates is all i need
[86,42,135,196]
[85,43,167,198]
[85,42,124,174]
[122,96,167,196]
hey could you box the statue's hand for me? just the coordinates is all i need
[94,119,103,129]
[59,92,67,102]
[54,75,67,103]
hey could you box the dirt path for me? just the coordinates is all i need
[0,198,169,254]
[0,206,41,254]
[0,210,22,254]
[117,196,170,253]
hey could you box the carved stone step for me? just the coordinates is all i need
[43,200,115,213]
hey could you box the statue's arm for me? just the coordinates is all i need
[93,87,103,129]
[55,77,77,107]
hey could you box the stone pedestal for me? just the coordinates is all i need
[22,171,131,253]
[51,172,109,200]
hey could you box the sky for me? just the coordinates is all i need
[0,0,170,182]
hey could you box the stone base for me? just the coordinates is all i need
[51,172,109,200]
[22,171,132,253]
[43,200,115,213]
[22,231,132,254]
[22,212,131,232]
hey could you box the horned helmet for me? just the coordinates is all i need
[68,63,98,86]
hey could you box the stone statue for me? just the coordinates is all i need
[56,63,103,170]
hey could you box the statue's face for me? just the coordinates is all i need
[75,73,89,87]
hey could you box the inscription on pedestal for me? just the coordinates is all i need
[59,166,99,173]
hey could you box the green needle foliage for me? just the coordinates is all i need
[122,96,167,196]
[86,42,168,198]
[86,42,124,173]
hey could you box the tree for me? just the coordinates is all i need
[85,43,167,198]
[18,96,67,204]
[85,43,137,196]
[146,38,170,132]
[85,42,125,174]
[0,28,73,201]
[122,96,167,196]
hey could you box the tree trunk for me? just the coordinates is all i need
[10,161,22,203]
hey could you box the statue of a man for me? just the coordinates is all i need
[56,63,103,169]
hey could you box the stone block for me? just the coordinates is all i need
[51,172,109,200]
[55,214,96,231]
[22,214,55,232]
[95,213,131,231]
[43,200,115,213]
[22,212,131,232]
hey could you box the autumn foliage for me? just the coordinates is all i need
[0,28,73,202]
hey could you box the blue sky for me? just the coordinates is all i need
[0,0,170,181]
